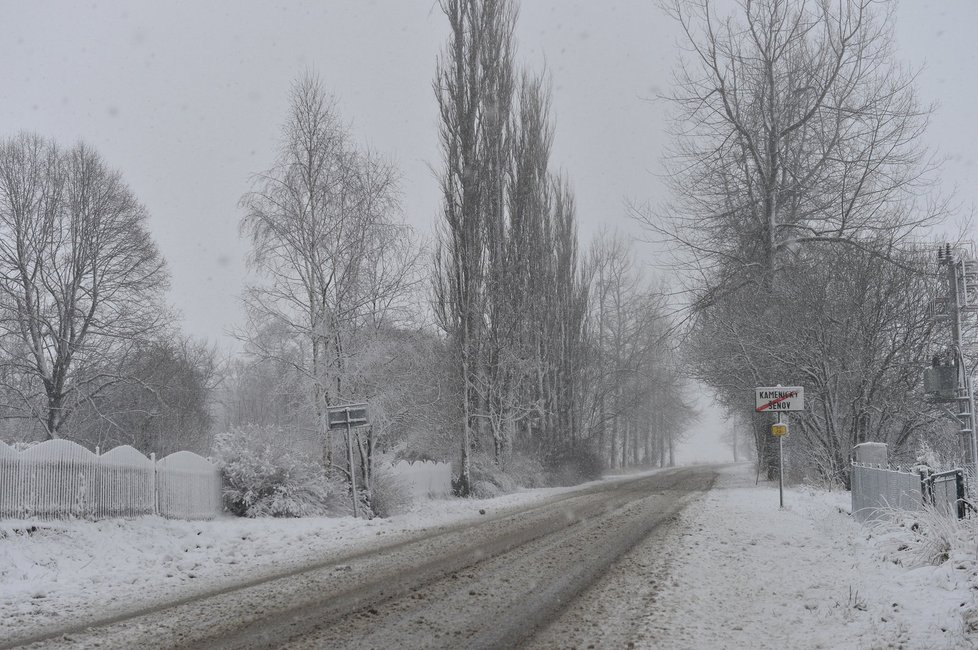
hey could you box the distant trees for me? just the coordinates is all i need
[649,0,944,483]
[239,73,424,487]
[585,232,690,470]
[70,336,218,456]
[0,133,170,440]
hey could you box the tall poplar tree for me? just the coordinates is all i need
[433,0,518,494]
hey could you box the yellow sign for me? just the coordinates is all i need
[771,423,788,437]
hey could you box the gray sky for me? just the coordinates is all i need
[4,0,975,457]
[2,0,975,347]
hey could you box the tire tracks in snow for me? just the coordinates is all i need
[6,466,715,650]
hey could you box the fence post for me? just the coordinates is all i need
[918,469,929,509]
[957,471,966,519]
[151,452,159,516]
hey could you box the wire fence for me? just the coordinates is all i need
[0,439,221,520]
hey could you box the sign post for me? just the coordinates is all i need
[327,403,369,519]
[755,386,804,509]
[777,412,785,508]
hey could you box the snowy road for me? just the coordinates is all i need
[7,466,714,649]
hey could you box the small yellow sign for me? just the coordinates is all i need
[771,423,788,437]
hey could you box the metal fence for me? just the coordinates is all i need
[0,439,222,520]
[850,463,923,523]
[851,463,971,523]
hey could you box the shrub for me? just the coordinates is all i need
[214,425,343,517]
[504,454,546,489]
[368,465,413,518]
[470,458,516,493]
[874,503,976,567]
[451,449,594,497]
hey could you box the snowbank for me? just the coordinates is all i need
[638,464,978,649]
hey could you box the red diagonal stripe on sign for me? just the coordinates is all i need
[757,392,795,412]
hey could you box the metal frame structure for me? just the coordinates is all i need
[930,243,978,476]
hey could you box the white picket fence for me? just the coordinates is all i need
[0,439,221,520]
[390,460,453,500]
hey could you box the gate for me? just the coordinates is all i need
[924,469,966,519]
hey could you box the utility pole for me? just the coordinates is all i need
[936,243,978,474]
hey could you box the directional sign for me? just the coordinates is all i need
[326,403,369,430]
[755,386,804,412]
[327,402,370,520]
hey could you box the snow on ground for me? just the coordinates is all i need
[637,464,978,649]
[0,481,586,641]
[3,464,977,648]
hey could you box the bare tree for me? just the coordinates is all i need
[0,133,169,439]
[644,0,939,298]
[541,176,590,466]
[646,0,945,479]
[240,72,411,476]
[779,243,937,485]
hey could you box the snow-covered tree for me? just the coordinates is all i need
[240,72,418,479]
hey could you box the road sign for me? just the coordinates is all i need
[326,403,370,520]
[755,386,804,412]
[327,403,369,430]
[771,423,788,437]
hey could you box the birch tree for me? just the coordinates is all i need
[240,73,409,476]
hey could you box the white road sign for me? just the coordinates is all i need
[755,386,804,412]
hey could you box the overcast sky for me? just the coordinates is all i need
[4,1,975,457]
[2,0,975,347]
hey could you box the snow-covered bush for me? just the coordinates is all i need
[368,465,413,518]
[452,449,595,498]
[470,479,502,499]
[508,455,546,489]
[214,426,343,518]
[470,458,516,493]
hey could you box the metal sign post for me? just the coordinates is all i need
[777,413,785,509]
[327,403,369,519]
